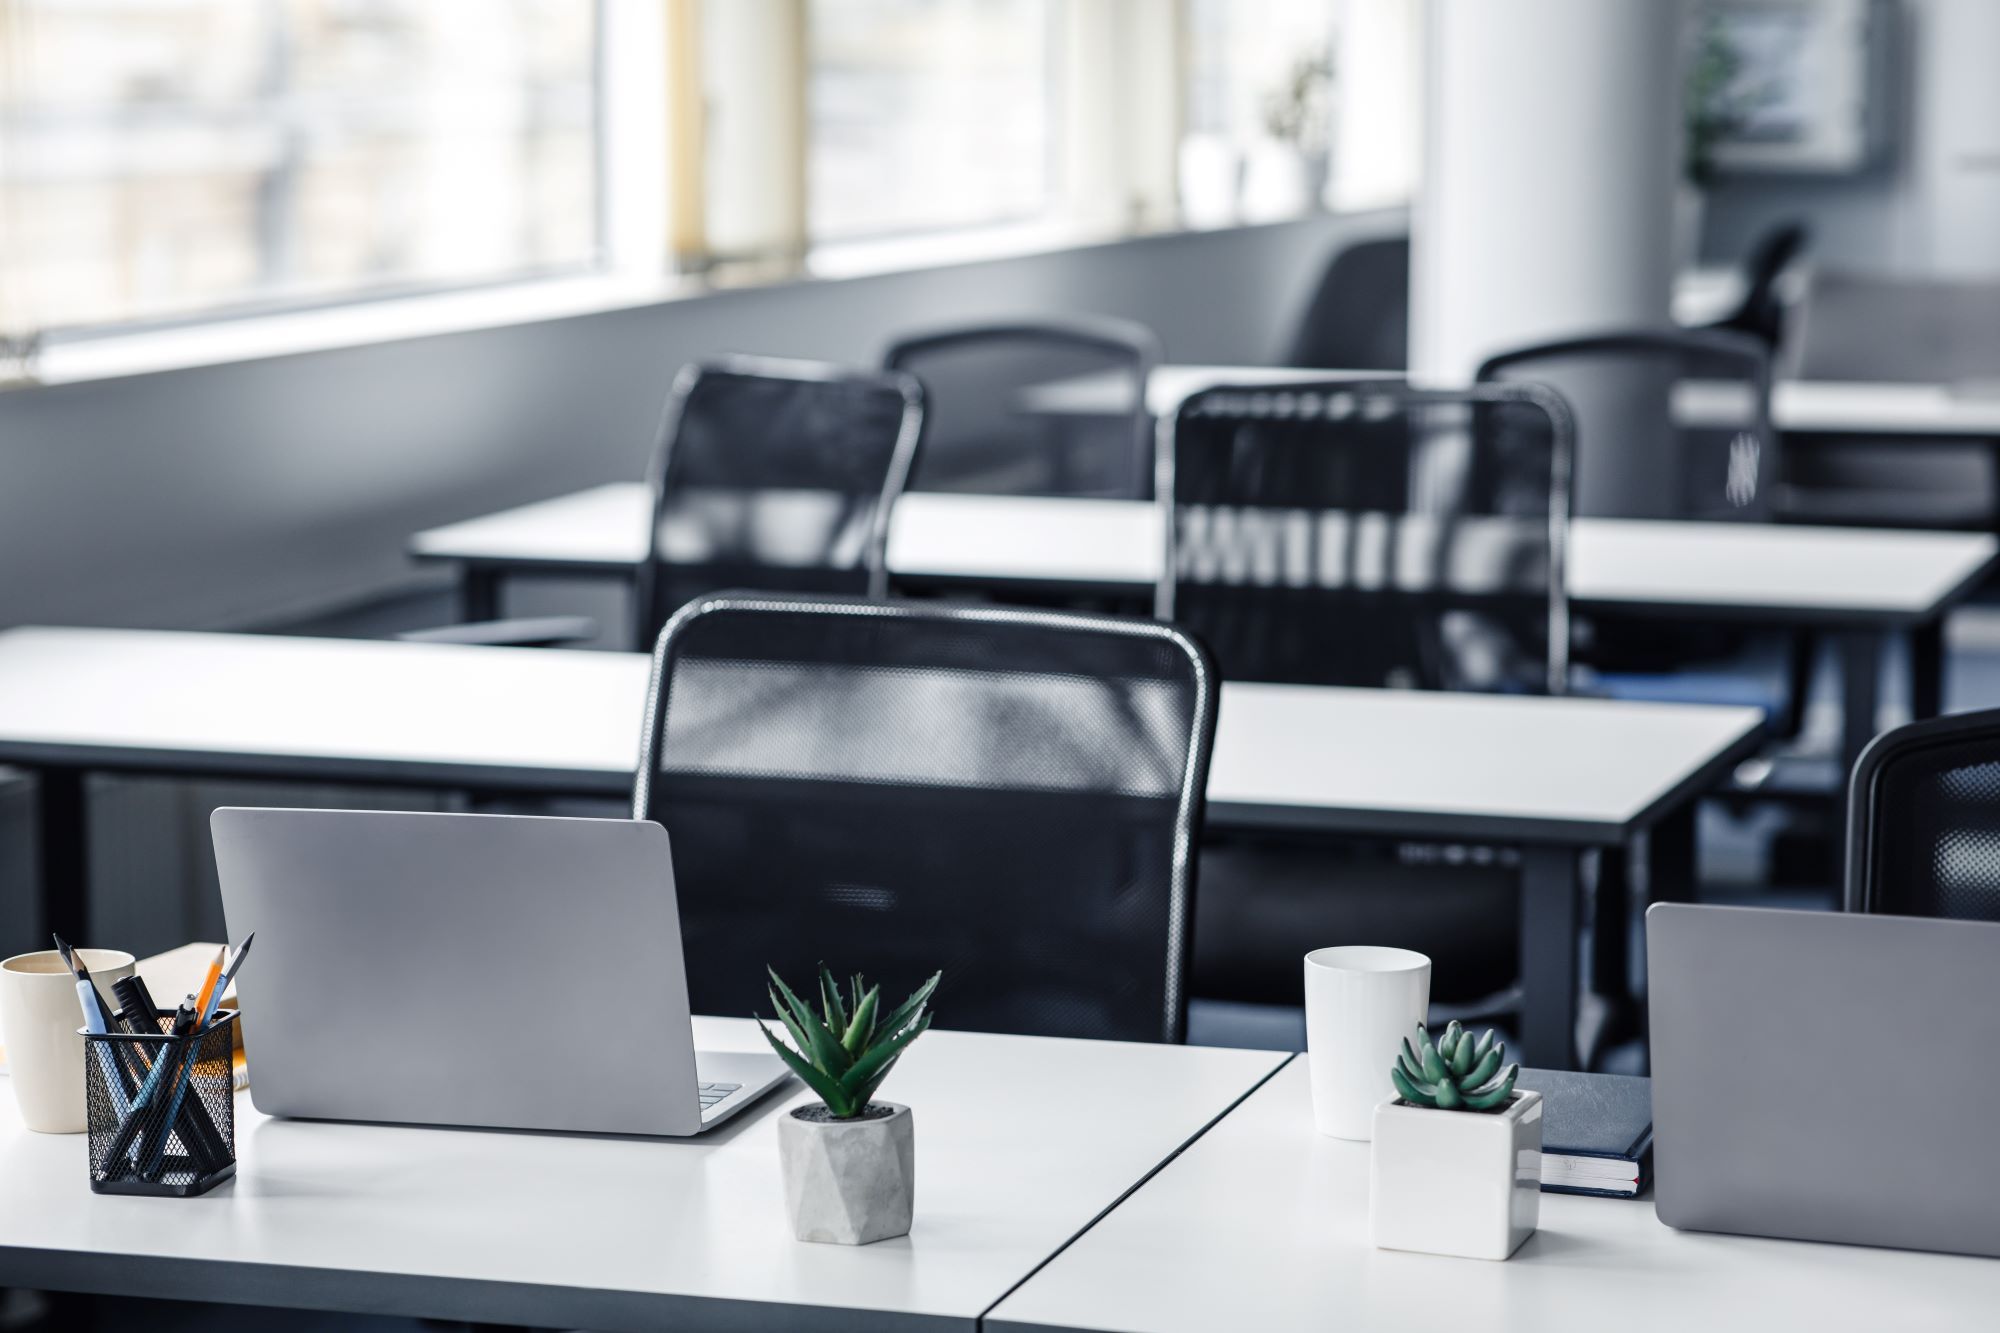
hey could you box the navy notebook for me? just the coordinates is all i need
[1515,1068,1653,1198]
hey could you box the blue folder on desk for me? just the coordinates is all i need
[1516,1068,1653,1198]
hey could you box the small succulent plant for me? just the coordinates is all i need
[760,965,939,1119]
[1389,1020,1519,1112]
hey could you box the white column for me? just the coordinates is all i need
[1411,0,1685,514]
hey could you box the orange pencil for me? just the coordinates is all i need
[191,945,227,1021]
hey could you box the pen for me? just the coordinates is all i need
[199,933,254,1028]
[100,998,195,1180]
[113,974,231,1174]
[190,945,227,1025]
[139,1000,206,1180]
[53,936,133,1119]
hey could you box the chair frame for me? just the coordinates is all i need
[1844,706,2000,914]
[630,355,925,649]
[883,315,1163,499]
[1476,326,1776,518]
[633,590,1219,1044]
[1153,378,1576,697]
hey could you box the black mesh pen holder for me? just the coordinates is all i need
[82,1010,237,1197]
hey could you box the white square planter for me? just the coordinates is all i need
[1369,1090,1542,1260]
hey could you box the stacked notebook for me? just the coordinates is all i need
[1516,1068,1653,1198]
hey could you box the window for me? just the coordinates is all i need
[0,0,602,338]
[806,0,1056,242]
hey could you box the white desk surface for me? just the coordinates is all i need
[1015,361,2000,435]
[0,1020,1284,1331]
[410,483,1997,623]
[987,1060,2000,1333]
[0,628,1761,842]
[1204,681,1759,842]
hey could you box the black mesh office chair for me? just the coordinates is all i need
[1157,381,1571,1017]
[1845,708,2000,920]
[632,592,1217,1043]
[883,317,1160,499]
[1282,235,1409,372]
[1478,329,1804,737]
[628,358,924,651]
[1159,380,1571,695]
[1477,327,1776,522]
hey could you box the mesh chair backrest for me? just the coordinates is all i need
[632,593,1217,1043]
[1847,709,2000,921]
[1478,328,1774,521]
[1158,380,1570,695]
[884,318,1160,499]
[631,358,923,648]
[1283,235,1409,372]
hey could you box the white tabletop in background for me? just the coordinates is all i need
[986,1060,2000,1333]
[0,1019,1284,1331]
[0,628,1761,841]
[410,484,1997,622]
[1017,362,2000,434]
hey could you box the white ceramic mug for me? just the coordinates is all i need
[0,948,136,1133]
[1304,946,1430,1140]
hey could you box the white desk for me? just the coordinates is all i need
[411,484,1993,771]
[412,484,1997,627]
[0,1018,1284,1331]
[1019,363,2000,437]
[987,1059,2000,1333]
[0,626,1762,1066]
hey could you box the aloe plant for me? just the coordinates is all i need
[1389,1020,1519,1112]
[759,965,939,1119]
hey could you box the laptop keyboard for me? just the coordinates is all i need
[698,1081,742,1111]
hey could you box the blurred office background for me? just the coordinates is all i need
[1,0,1997,981]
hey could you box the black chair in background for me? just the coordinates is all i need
[1159,379,1571,695]
[628,357,924,651]
[1477,328,1807,739]
[883,316,1160,499]
[1706,220,1809,353]
[1157,380,1572,1025]
[1845,708,2000,920]
[633,592,1218,1043]
[1476,327,1777,522]
[1283,235,1409,372]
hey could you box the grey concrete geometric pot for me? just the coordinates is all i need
[778,1102,914,1245]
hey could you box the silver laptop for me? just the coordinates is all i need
[1648,902,2000,1257]
[212,808,789,1136]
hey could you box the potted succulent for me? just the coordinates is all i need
[760,965,938,1245]
[1369,1021,1543,1260]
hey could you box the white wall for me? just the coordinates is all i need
[0,214,1395,631]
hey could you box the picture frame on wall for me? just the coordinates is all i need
[1702,0,1887,176]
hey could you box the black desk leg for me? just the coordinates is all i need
[459,566,502,623]
[1519,845,1582,1071]
[34,768,87,948]
[1910,618,1946,722]
[1836,630,1884,777]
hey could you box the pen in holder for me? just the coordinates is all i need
[82,1010,237,1197]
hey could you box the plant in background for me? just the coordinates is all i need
[1261,50,1336,156]
[1389,1020,1518,1112]
[760,965,938,1119]
[1684,15,1750,189]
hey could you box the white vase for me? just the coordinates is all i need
[777,1102,914,1245]
[1368,1090,1543,1260]
[1240,140,1316,223]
